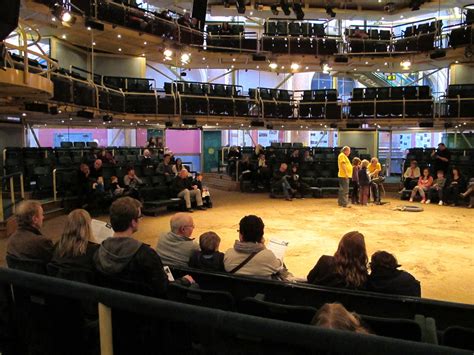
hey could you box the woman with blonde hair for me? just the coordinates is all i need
[311,303,370,334]
[307,231,368,290]
[50,209,99,273]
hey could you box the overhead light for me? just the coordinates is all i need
[22,113,27,117]
[384,62,388,65]
[455,60,459,64]
[400,15,404,18]
[381,17,385,20]
[52,16,56,22]
[181,53,191,63]
[322,62,332,74]
[326,6,336,18]
[61,10,72,22]
[143,41,147,45]
[164,49,173,58]
[118,48,122,52]
[400,59,411,70]
[52,4,75,25]
[117,34,122,39]
[92,41,96,46]
[87,26,91,31]
[365,61,369,65]
[305,66,309,70]
[232,58,236,62]
[61,34,67,39]
[249,11,253,15]
[270,4,279,15]
[290,62,300,70]
[292,3,304,20]
[269,62,278,69]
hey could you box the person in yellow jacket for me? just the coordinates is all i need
[337,146,353,207]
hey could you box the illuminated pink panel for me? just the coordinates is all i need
[165,129,201,154]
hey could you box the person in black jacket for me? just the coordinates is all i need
[272,163,294,201]
[93,197,169,297]
[444,167,467,206]
[193,173,212,208]
[307,231,368,290]
[367,251,421,297]
[50,209,99,277]
[173,169,206,212]
[189,232,224,272]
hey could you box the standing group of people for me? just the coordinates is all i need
[338,146,384,208]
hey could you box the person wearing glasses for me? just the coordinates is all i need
[93,197,169,297]
[156,213,200,267]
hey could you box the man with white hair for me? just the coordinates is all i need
[155,213,200,267]
[7,200,53,269]
[337,146,352,208]
[173,168,205,212]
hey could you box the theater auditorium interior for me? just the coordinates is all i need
[0,0,473,353]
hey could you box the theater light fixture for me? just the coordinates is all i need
[290,62,300,70]
[280,0,291,16]
[163,49,173,60]
[325,6,336,18]
[292,3,304,20]
[235,0,246,14]
[52,3,75,25]
[321,62,332,74]
[269,62,278,69]
[181,53,191,64]
[270,4,279,15]
[400,59,411,70]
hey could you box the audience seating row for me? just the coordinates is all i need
[2,267,469,355]
[446,84,474,117]
[350,86,433,118]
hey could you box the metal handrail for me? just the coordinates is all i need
[0,172,24,222]
[52,167,75,202]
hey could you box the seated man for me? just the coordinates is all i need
[271,163,294,201]
[224,215,289,280]
[156,153,174,182]
[155,213,200,267]
[123,167,143,200]
[141,149,154,167]
[89,159,103,180]
[173,169,206,212]
[93,197,169,297]
[7,200,53,271]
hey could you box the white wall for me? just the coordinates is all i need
[338,130,378,157]
[449,64,474,85]
[94,55,146,78]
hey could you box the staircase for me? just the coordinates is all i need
[202,173,240,191]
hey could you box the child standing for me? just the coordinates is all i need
[358,160,371,206]
[351,157,361,204]
[188,232,224,271]
[426,170,446,205]
[409,168,433,203]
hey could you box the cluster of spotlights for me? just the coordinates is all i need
[270,0,304,19]
[268,62,300,71]
[321,62,332,74]
[163,49,191,65]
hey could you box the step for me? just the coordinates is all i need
[203,173,235,182]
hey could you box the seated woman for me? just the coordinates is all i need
[367,251,421,297]
[311,303,370,334]
[460,178,474,208]
[307,231,368,290]
[49,209,99,278]
[224,215,291,280]
[444,167,467,206]
[409,168,433,203]
[368,157,383,204]
[401,160,420,191]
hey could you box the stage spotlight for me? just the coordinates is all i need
[325,6,336,18]
[292,3,304,20]
[181,53,191,64]
[269,62,278,69]
[400,59,411,70]
[270,4,279,15]
[290,62,300,70]
[235,0,246,14]
[52,3,75,25]
[280,0,291,16]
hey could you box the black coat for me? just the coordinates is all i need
[307,255,367,290]
[358,167,370,187]
[173,176,193,194]
[367,268,421,297]
[188,251,225,272]
[50,241,100,273]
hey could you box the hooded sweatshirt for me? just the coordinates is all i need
[94,236,168,297]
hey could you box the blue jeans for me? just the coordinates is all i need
[338,178,350,207]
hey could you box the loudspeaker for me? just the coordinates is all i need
[346,123,361,129]
[77,110,95,119]
[50,106,59,115]
[165,122,173,128]
[330,123,338,128]
[252,54,267,61]
[25,103,49,113]
[419,122,434,128]
[0,0,20,41]
[192,0,207,31]
[444,123,453,129]
[182,118,197,125]
[251,121,265,127]
[430,49,446,59]
[102,115,113,122]
[334,56,349,63]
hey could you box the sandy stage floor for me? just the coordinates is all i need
[1,190,473,304]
